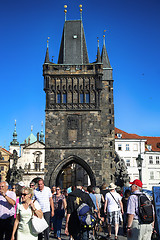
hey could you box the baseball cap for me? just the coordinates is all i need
[18,181,25,187]
[129,179,143,188]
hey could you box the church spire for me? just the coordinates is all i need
[40,121,44,143]
[101,32,111,68]
[44,37,50,63]
[96,38,101,63]
[10,120,19,146]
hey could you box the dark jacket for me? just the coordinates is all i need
[67,188,94,235]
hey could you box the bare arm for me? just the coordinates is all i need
[11,214,20,240]
[65,213,71,235]
[3,194,15,206]
[49,197,54,217]
[119,199,124,214]
[127,214,134,228]
[63,197,67,210]
[104,198,107,213]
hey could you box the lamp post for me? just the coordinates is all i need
[136,154,143,182]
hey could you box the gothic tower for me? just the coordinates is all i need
[43,8,115,187]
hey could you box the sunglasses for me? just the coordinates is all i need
[30,185,34,187]
[56,189,60,191]
[21,193,29,196]
[12,188,16,189]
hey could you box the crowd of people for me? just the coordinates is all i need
[0,178,157,240]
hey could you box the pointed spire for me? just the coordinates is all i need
[44,37,50,63]
[96,38,101,63]
[64,5,67,21]
[79,4,82,21]
[10,120,19,146]
[40,121,44,143]
[101,31,111,68]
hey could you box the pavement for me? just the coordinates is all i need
[49,221,127,240]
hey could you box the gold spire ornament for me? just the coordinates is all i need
[64,5,67,21]
[47,37,50,48]
[79,4,82,20]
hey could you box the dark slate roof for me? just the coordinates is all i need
[44,47,50,63]
[58,20,89,64]
[101,40,111,68]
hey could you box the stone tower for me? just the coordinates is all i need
[43,12,115,187]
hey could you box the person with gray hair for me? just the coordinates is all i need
[127,179,154,240]
[0,181,16,240]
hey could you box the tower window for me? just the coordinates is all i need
[85,93,90,103]
[57,93,61,103]
[63,93,67,103]
[80,93,84,103]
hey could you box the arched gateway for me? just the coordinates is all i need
[49,156,96,187]
[43,10,116,187]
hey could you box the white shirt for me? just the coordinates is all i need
[34,186,52,213]
[105,191,121,212]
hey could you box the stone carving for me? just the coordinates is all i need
[6,150,24,184]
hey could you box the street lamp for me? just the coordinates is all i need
[136,154,143,181]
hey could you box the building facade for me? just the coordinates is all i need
[115,128,160,190]
[0,147,12,181]
[43,15,115,187]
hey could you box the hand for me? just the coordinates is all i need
[65,226,69,236]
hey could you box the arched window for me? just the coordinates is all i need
[85,92,90,103]
[62,92,67,103]
[57,92,61,103]
[80,93,84,103]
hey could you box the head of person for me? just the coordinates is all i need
[108,183,117,192]
[21,187,33,202]
[56,186,61,195]
[87,185,94,193]
[51,185,56,193]
[30,181,36,189]
[0,181,8,193]
[12,184,16,193]
[101,183,107,190]
[75,180,83,190]
[124,189,131,198]
[129,179,142,192]
[94,187,100,194]
[38,178,45,191]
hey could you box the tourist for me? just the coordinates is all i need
[34,178,54,240]
[127,179,154,240]
[65,181,95,240]
[122,189,131,236]
[104,183,123,240]
[11,187,43,240]
[52,186,67,239]
[30,181,36,189]
[0,181,16,240]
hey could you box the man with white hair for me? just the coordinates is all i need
[104,183,123,240]
[0,181,16,240]
[127,179,154,240]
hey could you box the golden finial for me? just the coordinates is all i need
[47,37,50,48]
[31,125,33,132]
[15,119,16,126]
[79,4,82,20]
[64,5,67,21]
[97,37,99,48]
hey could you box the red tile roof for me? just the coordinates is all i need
[115,127,145,139]
[115,127,160,152]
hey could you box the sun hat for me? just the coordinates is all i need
[129,179,143,188]
[18,181,25,187]
[108,183,117,190]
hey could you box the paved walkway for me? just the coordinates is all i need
[49,221,127,240]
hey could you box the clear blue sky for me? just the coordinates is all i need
[0,0,160,150]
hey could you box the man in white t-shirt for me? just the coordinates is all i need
[34,179,54,240]
[104,183,123,240]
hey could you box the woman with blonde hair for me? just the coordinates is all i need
[11,187,43,240]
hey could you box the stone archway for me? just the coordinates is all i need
[48,155,96,187]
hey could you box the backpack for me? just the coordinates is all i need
[77,203,96,229]
[134,193,154,224]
